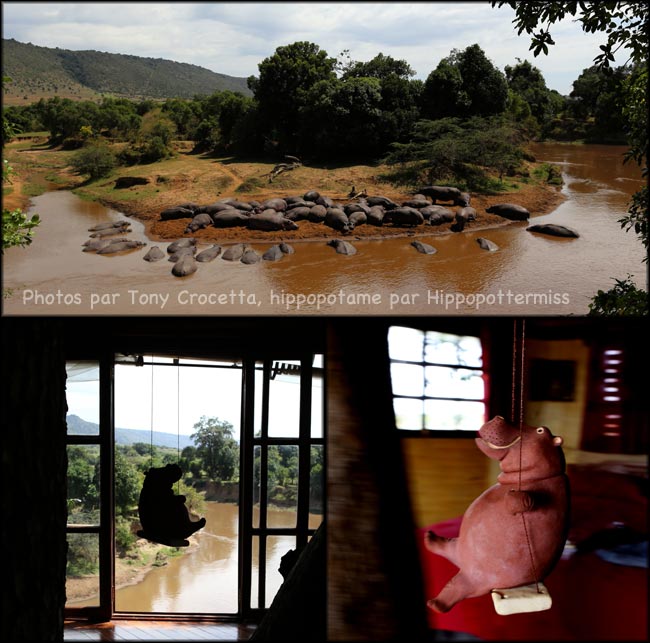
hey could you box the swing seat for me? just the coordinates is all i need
[137,530,189,548]
[491,582,552,615]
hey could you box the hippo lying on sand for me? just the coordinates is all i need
[486,203,530,221]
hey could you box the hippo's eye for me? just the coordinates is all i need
[536,427,545,434]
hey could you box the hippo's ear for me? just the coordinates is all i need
[553,436,563,446]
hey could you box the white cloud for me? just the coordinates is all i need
[2,1,620,94]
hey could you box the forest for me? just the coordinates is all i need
[3,40,638,188]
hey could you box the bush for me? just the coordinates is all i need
[588,275,648,316]
[115,516,137,557]
[71,143,116,180]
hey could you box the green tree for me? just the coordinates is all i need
[504,58,558,130]
[252,41,337,153]
[191,416,239,481]
[70,143,116,180]
[114,449,141,516]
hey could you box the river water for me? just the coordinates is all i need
[3,143,645,315]
[70,501,322,613]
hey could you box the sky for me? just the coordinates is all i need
[1,1,622,96]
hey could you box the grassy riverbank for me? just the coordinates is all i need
[3,137,566,244]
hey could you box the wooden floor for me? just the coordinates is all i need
[64,619,256,641]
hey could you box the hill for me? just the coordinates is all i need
[1,38,252,105]
[66,414,196,449]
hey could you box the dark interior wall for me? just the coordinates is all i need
[1,319,68,642]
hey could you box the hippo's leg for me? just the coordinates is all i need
[427,571,474,613]
[424,530,459,566]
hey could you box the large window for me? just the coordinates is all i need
[64,349,324,622]
[388,327,486,432]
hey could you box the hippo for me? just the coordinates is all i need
[450,218,466,233]
[284,206,312,221]
[241,248,261,264]
[344,202,371,216]
[167,238,197,254]
[486,203,530,221]
[402,198,430,209]
[185,213,213,233]
[212,209,250,228]
[367,195,399,210]
[425,416,569,614]
[168,247,197,262]
[176,202,201,213]
[82,237,128,252]
[303,190,320,202]
[308,204,327,223]
[160,206,195,221]
[263,245,285,261]
[261,198,287,212]
[526,224,579,238]
[197,202,237,216]
[385,207,424,227]
[348,210,367,229]
[418,186,462,203]
[325,208,351,233]
[195,244,222,262]
[476,237,499,252]
[421,205,455,222]
[143,246,166,262]
[286,198,313,209]
[171,255,198,277]
[455,192,471,207]
[222,244,246,261]
[279,242,295,255]
[316,195,334,208]
[327,239,357,255]
[457,206,477,221]
[247,210,299,231]
[367,205,385,226]
[411,240,437,255]
[227,200,254,212]
[96,240,146,254]
[90,226,132,238]
[88,221,130,232]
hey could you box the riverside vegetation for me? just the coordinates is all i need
[3,19,647,312]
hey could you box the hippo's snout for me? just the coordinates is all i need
[478,416,521,449]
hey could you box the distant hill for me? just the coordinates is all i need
[2,38,252,105]
[66,414,196,449]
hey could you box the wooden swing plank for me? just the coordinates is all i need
[491,582,552,615]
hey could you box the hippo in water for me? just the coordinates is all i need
[411,240,437,255]
[96,240,146,254]
[143,246,166,262]
[526,224,579,238]
[222,244,246,261]
[171,255,198,277]
[195,244,222,262]
[262,245,285,261]
[424,416,569,614]
[167,238,197,254]
[82,237,128,252]
[327,239,357,255]
[476,237,499,252]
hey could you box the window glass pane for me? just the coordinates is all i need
[393,397,424,431]
[424,332,483,367]
[267,446,298,528]
[66,361,100,434]
[265,535,296,608]
[65,533,100,607]
[388,326,424,362]
[391,363,424,397]
[268,360,301,438]
[309,445,324,519]
[67,445,100,526]
[423,399,486,431]
[424,366,485,400]
[251,535,261,609]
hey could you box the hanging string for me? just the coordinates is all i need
[176,357,181,494]
[150,354,154,470]
[513,319,541,594]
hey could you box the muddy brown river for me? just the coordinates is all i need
[3,143,645,315]
[70,501,322,613]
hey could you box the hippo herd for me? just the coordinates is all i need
[80,185,579,276]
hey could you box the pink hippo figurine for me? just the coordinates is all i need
[425,416,570,613]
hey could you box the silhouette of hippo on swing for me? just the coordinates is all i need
[424,415,569,614]
[137,463,206,547]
